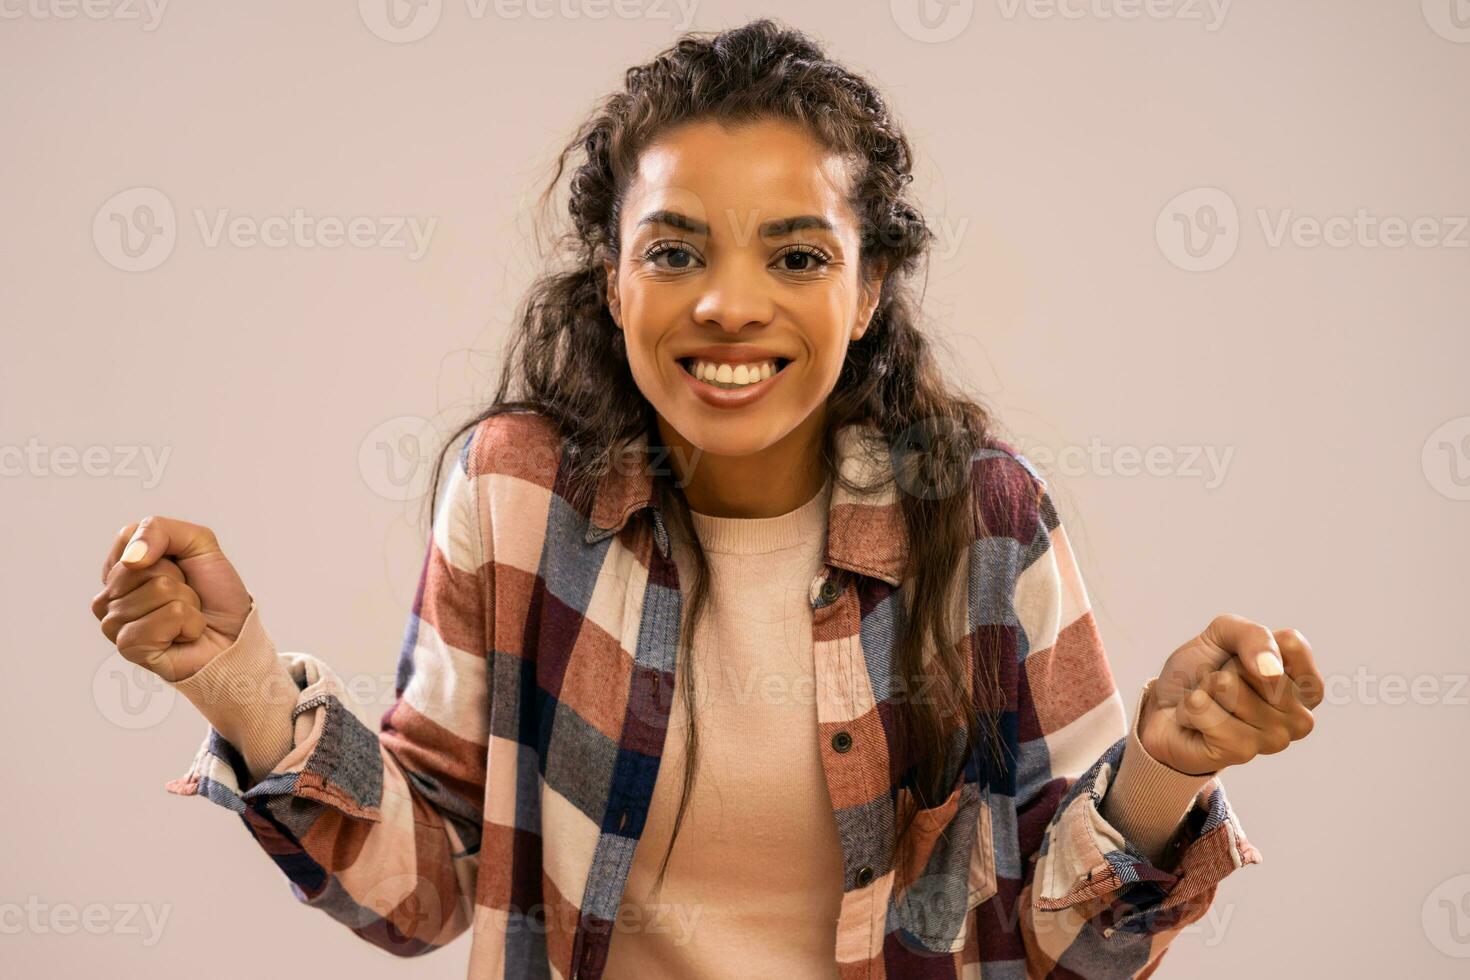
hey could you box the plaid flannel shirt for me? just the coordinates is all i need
[165,409,1261,978]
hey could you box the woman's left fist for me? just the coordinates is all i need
[1140,613,1324,776]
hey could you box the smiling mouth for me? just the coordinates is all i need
[676,357,792,390]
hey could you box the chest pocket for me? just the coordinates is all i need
[890,777,998,956]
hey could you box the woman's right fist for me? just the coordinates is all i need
[91,516,254,683]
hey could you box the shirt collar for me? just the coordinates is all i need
[583,420,909,586]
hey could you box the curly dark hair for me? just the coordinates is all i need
[426,17,1011,898]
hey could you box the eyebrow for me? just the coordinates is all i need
[635,209,836,238]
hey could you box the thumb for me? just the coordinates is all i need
[117,515,223,571]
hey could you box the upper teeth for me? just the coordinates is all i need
[685,359,782,386]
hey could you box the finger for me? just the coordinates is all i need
[1205,671,1297,755]
[103,521,141,583]
[114,600,208,675]
[98,575,202,644]
[1203,613,1293,708]
[1216,652,1309,709]
[113,515,223,574]
[91,557,187,620]
[1272,628,1324,709]
[1203,669,1314,741]
[1200,668,1276,728]
[1175,685,1260,770]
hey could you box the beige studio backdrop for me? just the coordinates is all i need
[3,2,1468,978]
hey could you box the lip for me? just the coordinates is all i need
[674,345,795,364]
[676,354,792,409]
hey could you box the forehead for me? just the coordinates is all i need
[624,118,856,235]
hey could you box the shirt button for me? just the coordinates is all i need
[819,578,840,602]
[855,864,875,887]
[831,730,853,753]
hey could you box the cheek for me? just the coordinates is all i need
[802,309,856,367]
[792,286,856,337]
[623,332,667,388]
[616,292,659,359]
[616,297,679,387]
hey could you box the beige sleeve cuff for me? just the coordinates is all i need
[167,602,299,785]
[1100,676,1217,866]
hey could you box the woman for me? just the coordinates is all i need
[90,19,1321,979]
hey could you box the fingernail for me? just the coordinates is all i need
[121,538,148,564]
[1188,688,1208,708]
[1255,651,1283,677]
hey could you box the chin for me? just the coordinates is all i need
[659,409,793,459]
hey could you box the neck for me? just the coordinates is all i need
[655,408,828,519]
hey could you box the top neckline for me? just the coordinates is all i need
[687,475,833,555]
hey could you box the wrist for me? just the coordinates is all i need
[1137,678,1217,777]
[1101,678,1218,864]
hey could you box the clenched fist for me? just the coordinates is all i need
[91,516,254,683]
[1140,613,1324,777]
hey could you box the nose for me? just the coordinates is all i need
[691,254,776,334]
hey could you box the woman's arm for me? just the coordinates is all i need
[979,453,1262,977]
[165,600,299,783]
[163,424,494,957]
[1099,675,1218,867]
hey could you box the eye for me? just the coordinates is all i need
[773,244,831,274]
[643,241,702,271]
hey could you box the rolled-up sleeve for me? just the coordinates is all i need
[1004,466,1262,976]
[163,424,493,958]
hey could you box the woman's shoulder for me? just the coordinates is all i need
[968,431,1051,541]
[461,407,566,488]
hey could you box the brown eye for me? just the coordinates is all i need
[646,243,700,270]
[774,245,830,273]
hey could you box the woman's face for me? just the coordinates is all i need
[604,117,885,462]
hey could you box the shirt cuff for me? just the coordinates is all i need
[1099,676,1217,866]
[166,602,299,784]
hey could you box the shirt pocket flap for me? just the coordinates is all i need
[891,780,997,956]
